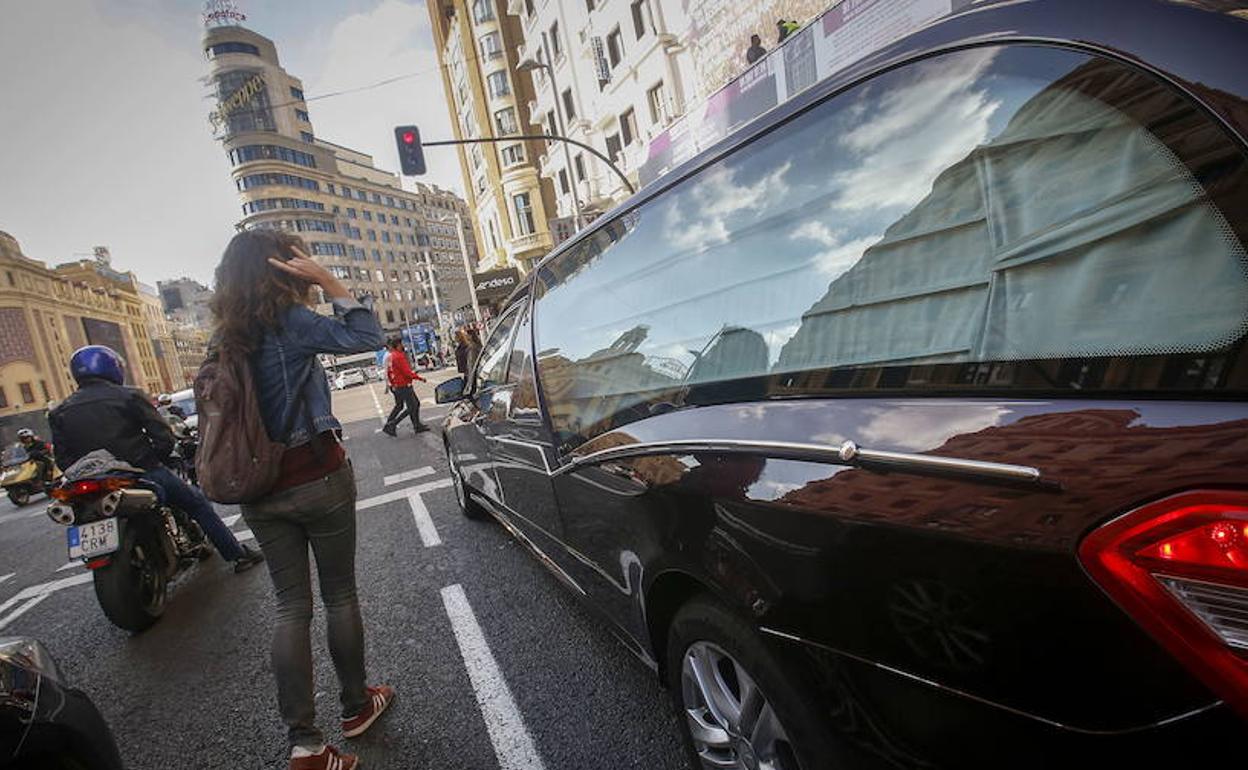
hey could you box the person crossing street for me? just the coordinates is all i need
[381,337,427,436]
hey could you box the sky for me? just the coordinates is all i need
[0,0,460,286]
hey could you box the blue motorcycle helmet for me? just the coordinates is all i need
[69,345,126,386]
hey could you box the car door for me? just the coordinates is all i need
[482,300,565,547]
[447,305,522,506]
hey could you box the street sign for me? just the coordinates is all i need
[549,216,576,247]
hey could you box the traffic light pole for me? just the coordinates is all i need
[423,135,636,195]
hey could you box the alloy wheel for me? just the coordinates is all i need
[681,641,800,770]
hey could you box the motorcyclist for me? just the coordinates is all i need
[17,428,53,483]
[156,394,189,437]
[48,345,263,573]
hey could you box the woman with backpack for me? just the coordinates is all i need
[209,230,392,770]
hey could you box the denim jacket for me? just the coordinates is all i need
[253,297,384,446]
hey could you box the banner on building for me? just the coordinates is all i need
[639,0,953,186]
[473,268,522,303]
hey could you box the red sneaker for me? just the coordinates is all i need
[342,685,396,738]
[289,746,358,770]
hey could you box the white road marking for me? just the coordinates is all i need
[235,529,254,543]
[357,478,452,510]
[56,561,79,573]
[0,594,50,632]
[440,584,546,770]
[0,572,93,617]
[223,513,243,527]
[366,383,389,426]
[383,466,434,486]
[0,573,13,586]
[408,494,441,547]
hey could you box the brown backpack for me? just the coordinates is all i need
[193,350,313,504]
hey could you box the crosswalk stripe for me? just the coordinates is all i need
[383,466,434,486]
[0,572,13,586]
[408,494,440,547]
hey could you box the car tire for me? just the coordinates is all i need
[7,487,30,507]
[666,595,835,770]
[445,441,487,520]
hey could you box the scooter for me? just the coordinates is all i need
[1,445,61,506]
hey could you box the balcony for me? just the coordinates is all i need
[507,231,552,257]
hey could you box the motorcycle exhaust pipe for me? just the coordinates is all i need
[47,503,75,526]
[101,488,158,516]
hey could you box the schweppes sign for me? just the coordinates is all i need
[208,73,266,133]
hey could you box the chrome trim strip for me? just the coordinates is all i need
[553,437,1042,485]
[759,627,1222,735]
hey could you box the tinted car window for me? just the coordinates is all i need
[474,305,521,392]
[533,45,1248,448]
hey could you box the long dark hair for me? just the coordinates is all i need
[210,229,313,354]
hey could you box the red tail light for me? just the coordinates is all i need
[50,477,134,501]
[1080,491,1248,720]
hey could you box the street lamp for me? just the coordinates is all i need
[516,53,584,233]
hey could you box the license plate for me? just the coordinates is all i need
[67,519,119,560]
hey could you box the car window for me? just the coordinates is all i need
[533,44,1248,449]
[474,305,522,392]
[505,305,541,420]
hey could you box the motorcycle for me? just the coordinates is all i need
[46,452,211,632]
[168,425,199,486]
[1,445,61,506]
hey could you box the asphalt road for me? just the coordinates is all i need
[0,371,690,770]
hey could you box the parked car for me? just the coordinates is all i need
[437,2,1248,767]
[334,368,366,389]
[0,636,124,769]
[168,387,198,430]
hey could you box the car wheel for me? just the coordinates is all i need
[666,596,834,770]
[445,441,487,520]
[7,487,30,507]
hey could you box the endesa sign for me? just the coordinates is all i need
[473,268,521,303]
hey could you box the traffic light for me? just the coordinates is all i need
[395,125,426,175]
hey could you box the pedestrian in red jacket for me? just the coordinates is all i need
[382,338,427,435]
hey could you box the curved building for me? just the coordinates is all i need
[202,20,479,330]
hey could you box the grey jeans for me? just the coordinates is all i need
[241,463,369,750]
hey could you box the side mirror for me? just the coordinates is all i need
[435,376,466,404]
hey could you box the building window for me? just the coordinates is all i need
[501,144,525,166]
[236,172,320,191]
[19,382,34,404]
[647,81,667,125]
[620,108,637,145]
[382,232,391,243]
[290,86,305,101]
[558,168,570,194]
[606,133,622,165]
[363,210,372,221]
[524,0,534,16]
[487,71,510,98]
[513,192,535,235]
[347,208,357,218]
[549,22,561,57]
[574,153,586,181]
[229,144,317,168]
[607,26,623,68]
[300,131,315,143]
[562,88,576,120]
[631,0,649,39]
[480,32,502,61]
[295,109,310,121]
[206,41,260,58]
[472,0,494,24]
[545,111,557,142]
[390,214,399,225]
[495,107,519,135]
[368,230,377,241]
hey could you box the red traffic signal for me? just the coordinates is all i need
[394,125,426,175]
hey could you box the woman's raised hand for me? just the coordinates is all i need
[269,246,350,299]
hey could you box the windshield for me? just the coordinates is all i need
[1,446,29,466]
[171,394,197,417]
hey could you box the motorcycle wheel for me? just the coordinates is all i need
[7,487,30,507]
[92,525,167,633]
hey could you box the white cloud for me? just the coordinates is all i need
[858,405,1011,452]
[668,161,792,251]
[306,0,463,196]
[0,0,240,284]
[831,50,1001,214]
[789,222,876,278]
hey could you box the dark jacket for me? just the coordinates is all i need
[22,438,50,460]
[49,380,174,471]
[251,297,384,446]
